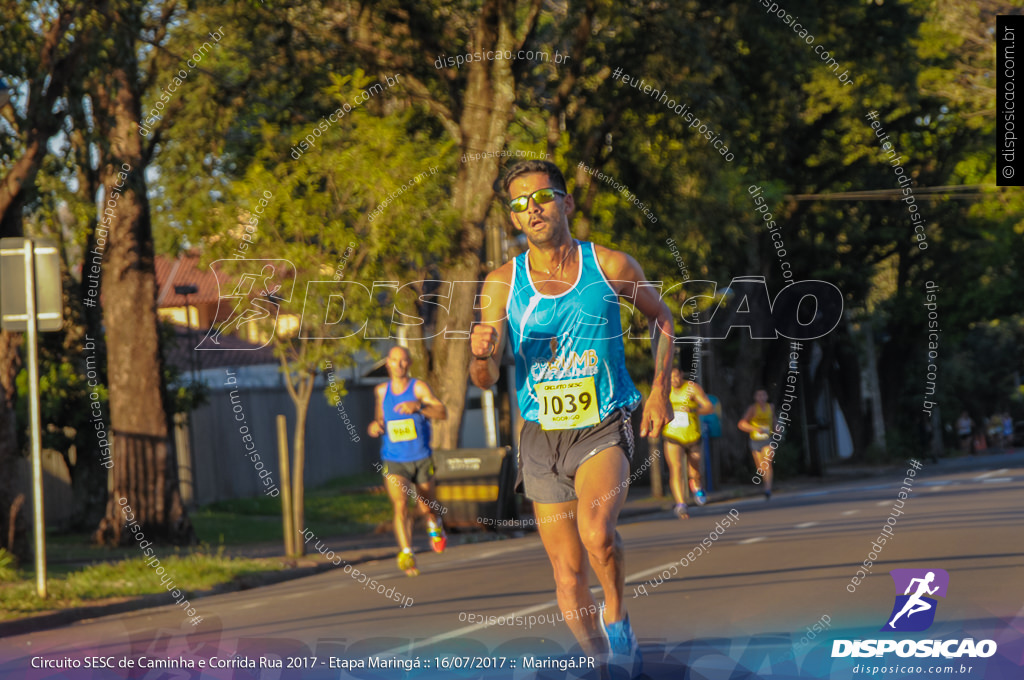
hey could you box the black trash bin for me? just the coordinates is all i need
[432,447,516,529]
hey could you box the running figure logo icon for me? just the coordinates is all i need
[882,568,949,632]
[196,259,296,350]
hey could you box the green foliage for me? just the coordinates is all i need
[6,0,1020,473]
[0,549,17,583]
[14,358,105,460]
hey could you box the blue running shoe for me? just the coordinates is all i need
[693,488,707,506]
[600,614,643,679]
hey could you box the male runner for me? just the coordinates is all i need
[470,160,673,676]
[662,368,713,518]
[738,387,775,499]
[368,346,448,576]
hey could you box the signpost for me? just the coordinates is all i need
[0,237,64,598]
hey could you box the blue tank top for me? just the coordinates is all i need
[506,241,641,427]
[381,379,432,462]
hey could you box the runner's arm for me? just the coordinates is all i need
[692,382,714,415]
[737,405,757,434]
[412,380,448,420]
[595,246,673,437]
[470,269,512,389]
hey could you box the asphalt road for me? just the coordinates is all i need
[3,456,1022,680]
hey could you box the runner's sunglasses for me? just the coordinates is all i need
[508,188,566,213]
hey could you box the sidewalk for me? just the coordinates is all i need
[3,450,1015,637]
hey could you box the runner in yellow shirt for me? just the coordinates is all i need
[662,368,713,518]
[738,387,775,499]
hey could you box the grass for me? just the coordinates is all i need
[0,473,392,621]
[191,472,393,545]
[0,550,283,620]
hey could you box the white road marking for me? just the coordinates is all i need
[795,522,817,528]
[974,468,1008,480]
[841,510,859,516]
[347,468,1024,659]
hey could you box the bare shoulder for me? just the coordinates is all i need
[374,382,388,400]
[593,243,641,280]
[486,259,516,286]
[480,260,516,313]
[414,378,438,400]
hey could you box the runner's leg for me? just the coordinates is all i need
[416,477,446,553]
[686,448,702,493]
[535,500,606,656]
[384,472,414,551]
[758,446,774,493]
[575,446,630,627]
[663,439,686,505]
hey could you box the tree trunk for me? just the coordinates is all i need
[429,0,518,449]
[92,5,192,545]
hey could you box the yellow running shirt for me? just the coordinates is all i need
[664,383,701,444]
[750,403,773,441]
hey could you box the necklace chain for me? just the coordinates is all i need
[535,241,576,276]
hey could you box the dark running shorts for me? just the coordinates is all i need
[382,457,435,484]
[517,407,635,504]
[750,437,771,452]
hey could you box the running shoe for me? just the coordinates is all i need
[427,518,447,553]
[397,549,419,576]
[765,488,772,501]
[600,613,643,679]
[693,488,707,506]
[673,503,689,519]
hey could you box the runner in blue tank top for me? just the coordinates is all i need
[368,346,448,576]
[470,160,673,678]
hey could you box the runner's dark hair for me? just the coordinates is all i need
[502,160,567,196]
